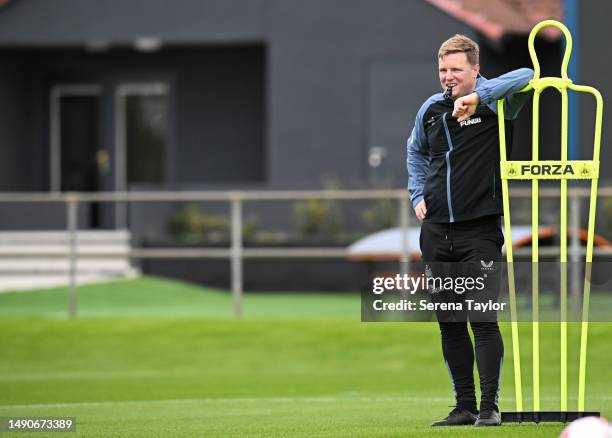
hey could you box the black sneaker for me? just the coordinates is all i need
[431,407,478,426]
[475,408,502,426]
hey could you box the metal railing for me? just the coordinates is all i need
[0,189,411,318]
[0,186,609,318]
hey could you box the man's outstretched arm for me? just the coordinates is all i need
[453,68,534,121]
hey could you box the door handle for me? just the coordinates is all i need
[96,150,110,173]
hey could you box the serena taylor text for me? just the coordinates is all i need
[372,300,507,312]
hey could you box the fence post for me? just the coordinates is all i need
[230,193,243,318]
[66,193,78,319]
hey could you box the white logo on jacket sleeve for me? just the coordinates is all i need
[459,117,482,127]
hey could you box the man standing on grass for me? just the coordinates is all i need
[407,34,532,426]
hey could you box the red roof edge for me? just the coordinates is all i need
[426,0,505,42]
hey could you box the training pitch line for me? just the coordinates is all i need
[1,395,608,410]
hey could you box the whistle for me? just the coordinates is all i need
[443,85,454,100]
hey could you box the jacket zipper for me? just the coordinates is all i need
[441,113,455,223]
[492,166,496,200]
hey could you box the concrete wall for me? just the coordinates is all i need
[0,0,266,45]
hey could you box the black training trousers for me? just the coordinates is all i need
[419,215,505,413]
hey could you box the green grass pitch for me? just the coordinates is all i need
[0,277,610,437]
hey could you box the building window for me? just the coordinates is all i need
[125,92,168,184]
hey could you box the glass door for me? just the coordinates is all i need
[114,83,169,228]
[50,84,109,228]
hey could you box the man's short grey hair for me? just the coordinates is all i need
[438,34,479,65]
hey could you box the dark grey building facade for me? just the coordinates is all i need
[0,0,607,234]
